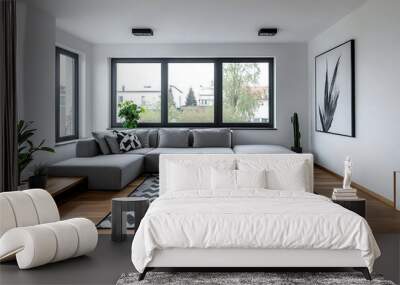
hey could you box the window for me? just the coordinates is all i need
[168,62,214,123]
[114,62,161,124]
[56,47,79,142]
[222,61,272,124]
[111,58,274,128]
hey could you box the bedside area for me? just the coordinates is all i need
[332,198,366,218]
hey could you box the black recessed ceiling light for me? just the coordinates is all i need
[132,28,154,36]
[258,28,278,37]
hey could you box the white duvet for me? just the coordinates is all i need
[131,190,380,273]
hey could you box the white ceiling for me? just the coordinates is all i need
[28,0,366,44]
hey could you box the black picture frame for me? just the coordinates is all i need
[110,57,275,129]
[314,39,355,137]
[55,47,79,142]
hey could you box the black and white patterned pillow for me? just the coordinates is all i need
[113,131,142,152]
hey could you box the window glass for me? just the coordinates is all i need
[56,48,79,141]
[222,62,270,123]
[116,63,161,123]
[168,63,214,123]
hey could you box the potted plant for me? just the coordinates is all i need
[28,164,49,188]
[18,120,55,185]
[118,100,144,128]
[290,112,302,153]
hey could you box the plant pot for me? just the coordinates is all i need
[17,182,29,191]
[291,146,303,153]
[28,175,48,189]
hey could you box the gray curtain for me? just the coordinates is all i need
[0,0,18,192]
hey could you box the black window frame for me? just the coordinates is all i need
[55,47,79,142]
[110,57,274,129]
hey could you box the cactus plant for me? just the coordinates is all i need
[291,112,302,153]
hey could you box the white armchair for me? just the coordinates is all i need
[0,189,98,269]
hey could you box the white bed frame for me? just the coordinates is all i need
[139,154,371,280]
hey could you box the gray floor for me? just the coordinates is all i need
[1,234,399,285]
[0,235,134,285]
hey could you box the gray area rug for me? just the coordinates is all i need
[116,272,395,285]
[97,175,159,229]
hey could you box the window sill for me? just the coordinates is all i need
[108,126,278,131]
[55,139,80,147]
[230,127,278,130]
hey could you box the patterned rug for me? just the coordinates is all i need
[116,272,395,285]
[96,175,159,229]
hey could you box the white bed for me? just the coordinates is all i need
[131,154,380,280]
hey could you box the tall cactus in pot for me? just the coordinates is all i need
[291,112,302,153]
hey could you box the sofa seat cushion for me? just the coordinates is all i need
[126,148,155,155]
[144,148,234,173]
[233,145,293,154]
[48,155,144,190]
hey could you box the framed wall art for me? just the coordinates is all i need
[315,39,355,137]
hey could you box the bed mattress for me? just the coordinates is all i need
[131,190,380,273]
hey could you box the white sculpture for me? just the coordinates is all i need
[343,156,352,189]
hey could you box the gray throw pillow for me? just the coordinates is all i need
[104,135,121,154]
[158,128,190,148]
[192,128,232,148]
[124,129,150,148]
[92,131,112,155]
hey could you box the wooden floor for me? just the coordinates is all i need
[58,176,145,234]
[58,167,400,234]
[314,166,400,233]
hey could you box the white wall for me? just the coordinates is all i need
[308,0,400,200]
[16,1,93,175]
[93,43,309,149]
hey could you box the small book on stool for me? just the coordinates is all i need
[332,188,358,200]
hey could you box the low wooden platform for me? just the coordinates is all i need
[46,176,87,197]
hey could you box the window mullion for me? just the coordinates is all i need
[161,60,168,127]
[215,60,222,126]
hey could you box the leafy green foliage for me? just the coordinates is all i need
[18,120,55,182]
[168,106,214,123]
[223,63,262,121]
[118,100,144,128]
[185,87,197,106]
[319,57,341,132]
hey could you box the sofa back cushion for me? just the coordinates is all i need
[104,135,121,154]
[148,129,159,148]
[92,131,112,155]
[76,139,100,157]
[192,128,231,148]
[158,128,190,148]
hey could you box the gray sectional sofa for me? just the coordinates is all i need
[48,128,293,190]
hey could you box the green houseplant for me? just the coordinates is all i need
[28,164,49,188]
[18,120,55,184]
[290,112,302,153]
[118,100,144,128]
